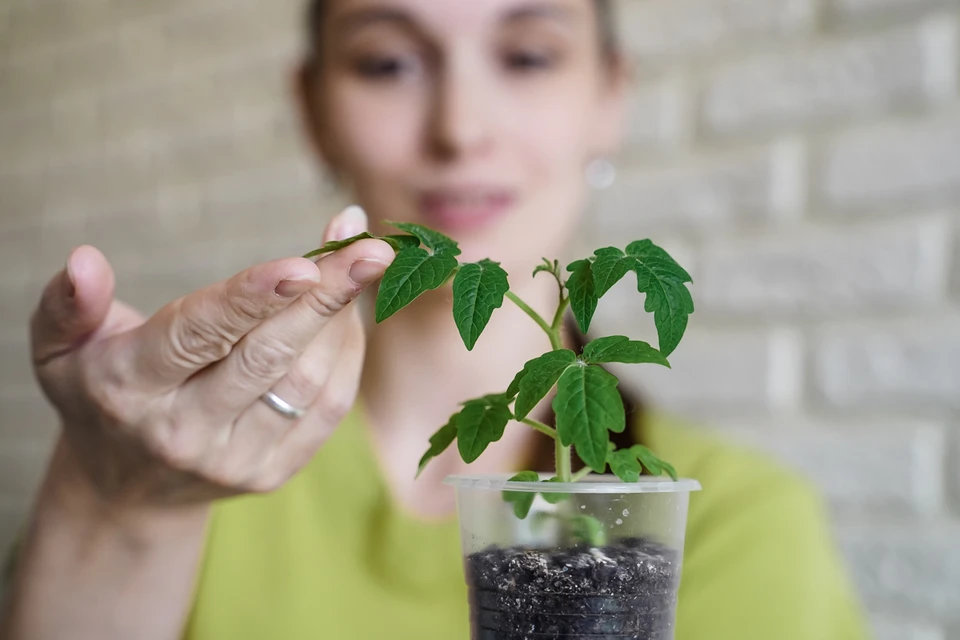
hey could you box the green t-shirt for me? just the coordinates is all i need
[183,405,871,640]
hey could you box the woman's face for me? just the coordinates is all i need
[299,0,626,269]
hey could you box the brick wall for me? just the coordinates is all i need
[594,1,960,637]
[0,0,958,636]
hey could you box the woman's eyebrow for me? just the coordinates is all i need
[501,2,580,26]
[333,6,419,35]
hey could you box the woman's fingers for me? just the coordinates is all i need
[182,237,392,418]
[30,246,116,366]
[120,256,323,393]
[253,309,368,492]
[212,307,358,489]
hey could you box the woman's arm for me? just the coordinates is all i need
[1,206,391,640]
[0,439,209,640]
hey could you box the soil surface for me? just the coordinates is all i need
[466,537,680,640]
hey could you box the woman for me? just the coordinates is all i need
[1,0,870,638]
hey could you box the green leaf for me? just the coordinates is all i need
[382,234,421,251]
[505,369,524,401]
[463,392,512,407]
[606,447,642,483]
[606,445,679,483]
[553,365,624,473]
[632,445,678,481]
[626,240,694,357]
[415,416,458,478]
[532,258,557,279]
[452,259,510,351]
[387,221,461,256]
[513,350,577,420]
[565,259,599,334]
[540,477,570,504]
[571,514,606,547]
[506,349,574,401]
[456,396,513,463]
[502,471,540,519]
[375,248,459,323]
[302,232,375,259]
[661,459,679,481]
[591,247,636,298]
[582,335,670,367]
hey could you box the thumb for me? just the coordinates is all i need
[31,245,116,366]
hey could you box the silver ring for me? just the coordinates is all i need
[259,390,307,420]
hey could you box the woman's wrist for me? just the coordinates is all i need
[1,437,211,640]
[36,435,210,547]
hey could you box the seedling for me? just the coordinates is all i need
[305,221,693,533]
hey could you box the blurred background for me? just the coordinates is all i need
[1,0,958,637]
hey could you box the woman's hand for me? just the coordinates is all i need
[29,206,394,508]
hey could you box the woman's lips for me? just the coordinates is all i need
[420,188,515,234]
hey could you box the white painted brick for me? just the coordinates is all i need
[813,319,960,411]
[0,225,42,286]
[831,0,955,19]
[199,159,318,220]
[702,18,957,136]
[698,217,951,317]
[596,142,801,232]
[817,115,960,211]
[718,420,945,515]
[42,151,110,213]
[955,428,960,516]
[4,0,115,53]
[47,94,102,158]
[0,336,33,392]
[0,506,28,568]
[871,617,944,640]
[0,107,50,169]
[53,33,124,97]
[0,394,57,448]
[624,75,689,151]
[615,0,816,63]
[162,0,292,69]
[839,526,960,622]
[951,226,960,300]
[590,319,782,413]
[0,447,49,502]
[0,283,33,334]
[0,2,10,40]
[0,168,47,228]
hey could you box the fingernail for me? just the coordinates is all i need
[348,258,388,286]
[334,205,368,241]
[275,274,321,298]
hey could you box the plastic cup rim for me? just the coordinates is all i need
[443,473,702,494]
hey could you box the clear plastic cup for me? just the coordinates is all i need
[444,474,702,640]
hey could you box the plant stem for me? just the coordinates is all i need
[556,439,573,483]
[505,292,553,338]
[551,296,570,333]
[507,287,573,481]
[571,467,592,482]
[521,418,557,440]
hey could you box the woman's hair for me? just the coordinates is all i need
[305,0,621,62]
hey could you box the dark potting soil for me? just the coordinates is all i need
[465,537,680,640]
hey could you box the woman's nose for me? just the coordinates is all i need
[428,59,495,162]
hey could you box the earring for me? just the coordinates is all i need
[585,157,617,190]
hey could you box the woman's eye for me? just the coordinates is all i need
[355,55,418,79]
[504,50,556,72]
